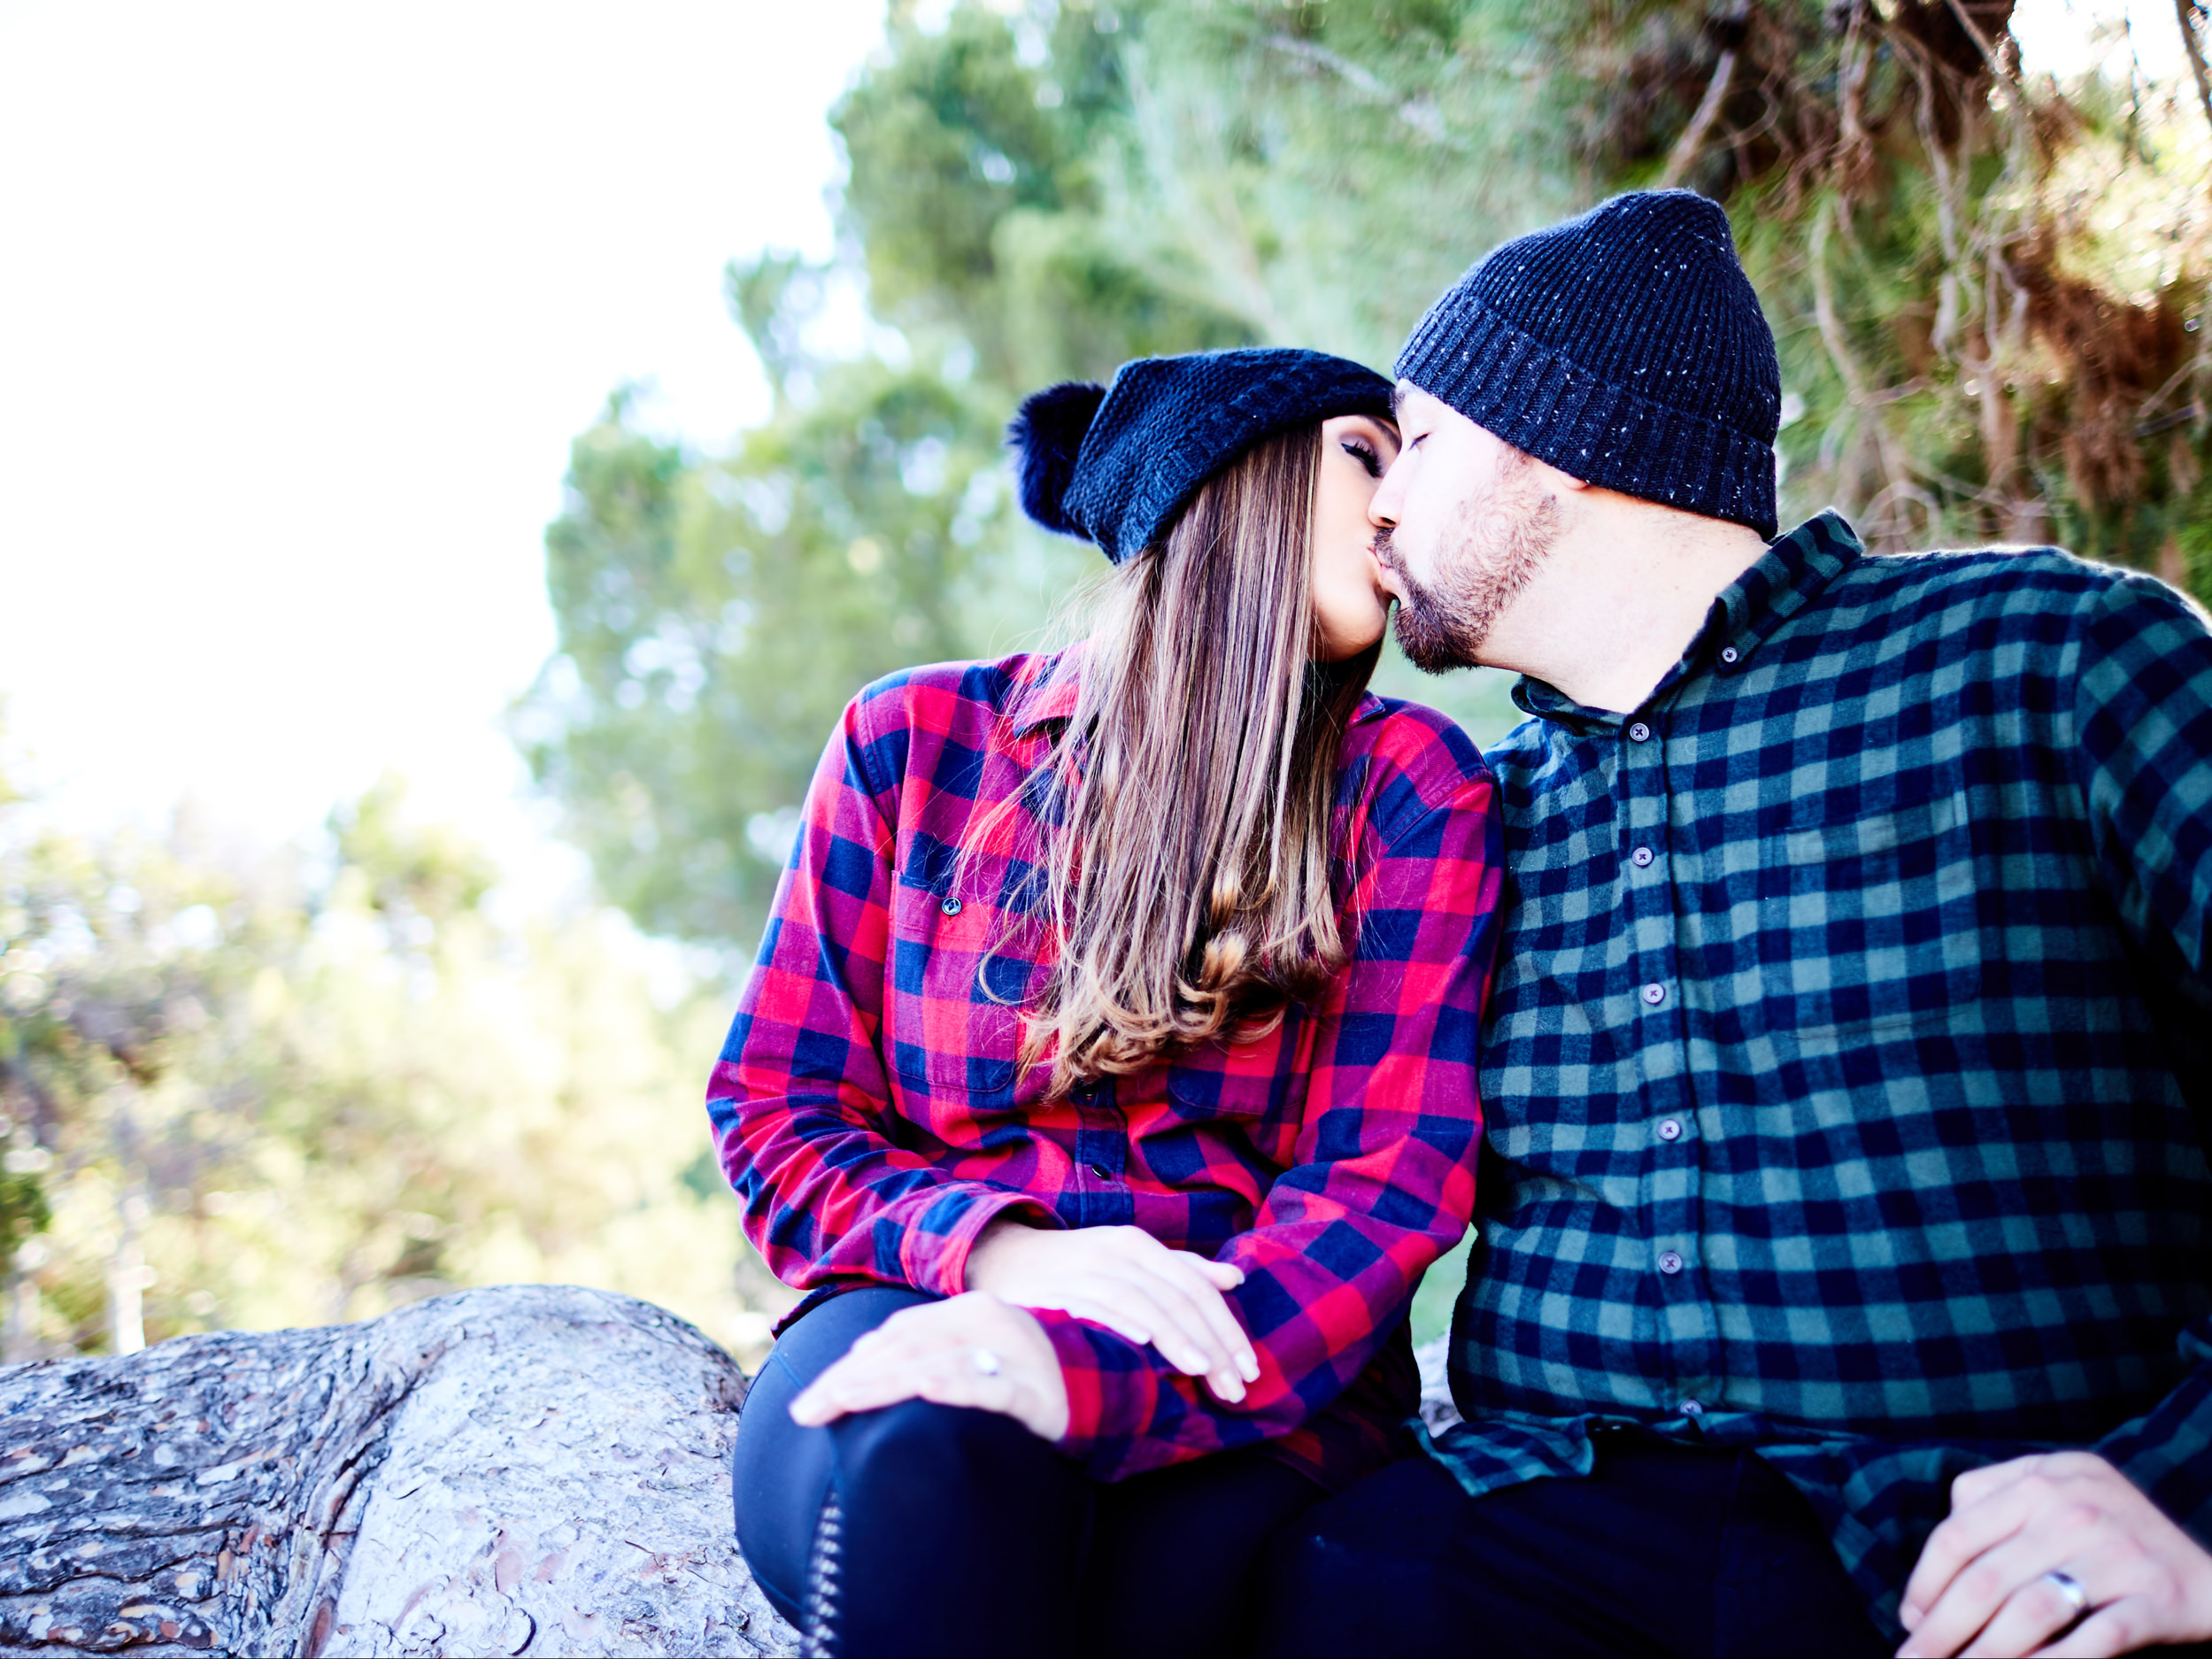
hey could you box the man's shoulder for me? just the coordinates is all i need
[1824,542,2154,620]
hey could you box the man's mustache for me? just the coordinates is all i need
[1370,525,1402,575]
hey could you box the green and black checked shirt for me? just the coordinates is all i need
[1429,511,2212,1634]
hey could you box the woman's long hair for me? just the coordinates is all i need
[997,425,1381,1097]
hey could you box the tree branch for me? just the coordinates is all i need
[1261,33,1461,150]
[1658,45,1739,189]
[2177,0,2212,157]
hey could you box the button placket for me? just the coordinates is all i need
[1071,1077,1133,1227]
[1618,704,1719,1399]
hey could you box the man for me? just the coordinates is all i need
[1260,189,2212,1658]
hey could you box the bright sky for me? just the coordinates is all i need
[0,0,2184,896]
[0,0,880,890]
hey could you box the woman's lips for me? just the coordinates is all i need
[1368,544,1405,601]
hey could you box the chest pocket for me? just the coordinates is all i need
[885,875,1026,1093]
[1754,767,1982,1039]
[1165,1013,1306,1123]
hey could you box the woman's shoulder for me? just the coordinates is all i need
[845,651,1064,744]
[1338,691,1496,838]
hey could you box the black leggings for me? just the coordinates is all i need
[731,1286,1323,1659]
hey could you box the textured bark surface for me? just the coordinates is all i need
[0,1285,800,1658]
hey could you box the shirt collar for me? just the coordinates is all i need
[1010,646,1084,737]
[1511,510,1863,732]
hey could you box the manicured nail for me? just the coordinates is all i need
[1183,1350,1209,1372]
[1217,1375,1246,1402]
[1238,1354,1260,1383]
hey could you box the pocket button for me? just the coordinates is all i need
[939,897,963,916]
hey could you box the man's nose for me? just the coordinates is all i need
[1368,470,1402,530]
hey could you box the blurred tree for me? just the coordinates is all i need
[522,0,2212,961]
[0,752,785,1364]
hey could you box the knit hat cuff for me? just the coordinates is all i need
[1397,294,1778,537]
[1102,359,1392,552]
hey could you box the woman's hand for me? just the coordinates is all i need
[963,1221,1260,1405]
[788,1291,1069,1440]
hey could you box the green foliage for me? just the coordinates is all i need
[519,356,1095,948]
[0,752,786,1362]
[525,0,2212,956]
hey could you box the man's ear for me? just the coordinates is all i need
[1531,455,1592,493]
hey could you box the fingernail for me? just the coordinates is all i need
[1219,1376,1246,1402]
[1183,1350,1209,1372]
[1239,1354,1260,1382]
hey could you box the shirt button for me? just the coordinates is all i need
[1657,1249,1684,1275]
[1641,983,1667,1007]
[1628,721,1653,743]
[1657,1118,1683,1141]
[1720,646,1740,665]
[1088,1161,1113,1182]
[939,896,963,916]
[1631,845,1654,868]
[1681,1397,1705,1416]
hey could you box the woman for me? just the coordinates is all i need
[710,347,1503,1658]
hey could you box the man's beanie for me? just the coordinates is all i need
[1396,189,1783,537]
[1008,347,1394,564]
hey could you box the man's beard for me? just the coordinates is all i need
[1374,466,1561,674]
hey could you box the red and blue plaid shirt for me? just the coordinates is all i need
[707,648,1504,1487]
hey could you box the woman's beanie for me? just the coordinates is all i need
[1395,189,1783,536]
[1008,347,1394,564]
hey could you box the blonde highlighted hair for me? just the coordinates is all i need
[983,424,1379,1097]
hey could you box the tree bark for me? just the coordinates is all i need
[0,1285,799,1657]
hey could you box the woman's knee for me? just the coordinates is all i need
[829,1396,1060,1511]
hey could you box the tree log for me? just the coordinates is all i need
[0,1285,799,1657]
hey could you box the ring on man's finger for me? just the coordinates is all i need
[2041,1570,2090,1617]
[971,1347,1002,1377]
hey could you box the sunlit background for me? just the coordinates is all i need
[3,0,2207,1367]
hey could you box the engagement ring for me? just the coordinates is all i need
[971,1347,1002,1377]
[2042,1570,2090,1618]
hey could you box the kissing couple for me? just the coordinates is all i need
[705,190,2212,1659]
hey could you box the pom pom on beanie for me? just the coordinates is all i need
[1007,380,1107,537]
[1006,349,1393,564]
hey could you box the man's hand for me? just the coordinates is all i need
[1897,1451,2212,1656]
[963,1221,1260,1405]
[788,1291,1070,1440]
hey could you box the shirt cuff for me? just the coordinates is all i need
[911,1185,1062,1299]
[1030,1306,1154,1461]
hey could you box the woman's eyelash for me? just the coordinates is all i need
[1341,440,1382,477]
